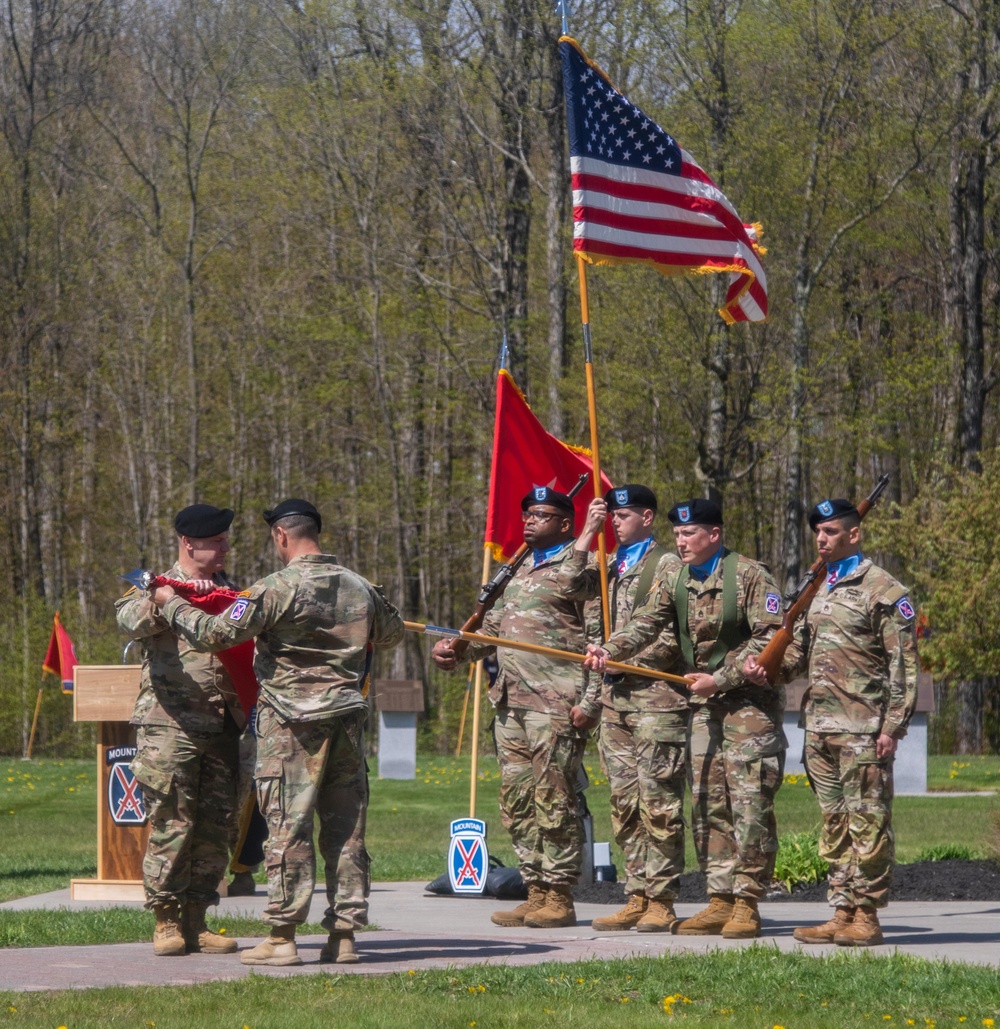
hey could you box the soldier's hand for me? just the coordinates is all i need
[431,638,458,671]
[742,655,769,686]
[570,705,599,731]
[188,579,216,594]
[687,672,719,698]
[151,584,177,607]
[583,498,608,535]
[583,644,610,672]
[875,733,898,760]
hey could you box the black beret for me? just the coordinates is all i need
[174,504,234,538]
[808,498,857,531]
[520,486,575,514]
[604,484,658,512]
[667,498,723,527]
[263,498,322,533]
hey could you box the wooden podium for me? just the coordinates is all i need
[71,665,149,901]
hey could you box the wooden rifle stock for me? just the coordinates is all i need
[449,473,591,660]
[755,474,891,684]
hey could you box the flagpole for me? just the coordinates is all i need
[24,685,44,760]
[576,253,612,640]
[468,546,492,818]
[454,662,474,758]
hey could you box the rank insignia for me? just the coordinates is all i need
[229,598,249,622]
[447,817,489,895]
[109,761,147,825]
[896,597,915,620]
[818,500,834,517]
[677,505,691,523]
[765,592,781,615]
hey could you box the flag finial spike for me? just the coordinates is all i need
[557,0,569,36]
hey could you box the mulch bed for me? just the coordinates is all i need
[572,859,1000,905]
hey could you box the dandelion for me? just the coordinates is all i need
[620,997,630,1003]
[407,970,416,975]
[983,1021,995,1028]
[8,1007,16,1013]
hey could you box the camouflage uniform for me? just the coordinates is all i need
[603,550,786,899]
[574,545,689,900]
[160,553,404,930]
[788,559,918,910]
[115,563,244,910]
[465,541,598,888]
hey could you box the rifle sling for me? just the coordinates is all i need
[674,549,746,673]
[611,542,670,633]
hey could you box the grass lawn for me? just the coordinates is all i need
[0,951,999,1028]
[3,751,998,906]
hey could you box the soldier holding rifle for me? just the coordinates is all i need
[432,486,600,930]
[745,496,918,946]
[572,486,688,933]
[585,498,786,939]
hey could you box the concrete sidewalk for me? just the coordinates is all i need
[1,883,998,992]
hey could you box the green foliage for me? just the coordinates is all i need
[772,830,828,892]
[914,844,982,862]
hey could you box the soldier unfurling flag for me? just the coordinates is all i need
[560,35,768,324]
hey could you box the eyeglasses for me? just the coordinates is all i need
[522,510,561,523]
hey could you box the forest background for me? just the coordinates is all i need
[3,0,1000,758]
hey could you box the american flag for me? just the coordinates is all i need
[560,36,768,324]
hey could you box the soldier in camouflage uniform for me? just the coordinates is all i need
[571,486,688,933]
[116,503,243,958]
[746,497,918,947]
[586,498,786,939]
[432,486,600,929]
[151,498,404,966]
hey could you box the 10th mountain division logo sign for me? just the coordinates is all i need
[447,818,489,894]
[107,747,147,825]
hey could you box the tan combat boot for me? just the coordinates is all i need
[793,907,855,944]
[524,884,577,928]
[834,907,884,947]
[183,901,238,954]
[636,898,679,934]
[591,894,647,932]
[675,893,735,936]
[320,930,360,964]
[240,923,302,966]
[152,903,187,957]
[491,884,548,927]
[721,896,761,939]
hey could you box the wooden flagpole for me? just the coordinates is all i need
[454,661,474,758]
[468,546,492,818]
[576,253,612,640]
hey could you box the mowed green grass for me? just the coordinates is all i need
[0,952,999,1028]
[2,752,998,907]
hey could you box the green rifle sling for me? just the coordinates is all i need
[610,542,670,633]
[674,549,747,672]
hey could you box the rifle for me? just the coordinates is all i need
[755,474,891,684]
[447,472,591,661]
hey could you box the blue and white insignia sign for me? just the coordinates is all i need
[109,761,147,825]
[896,597,915,620]
[448,817,489,894]
[678,505,691,523]
[534,486,547,502]
[229,598,249,622]
[615,489,629,505]
[765,592,781,615]
[818,500,834,517]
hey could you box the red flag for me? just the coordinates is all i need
[42,612,78,695]
[560,36,767,324]
[485,369,614,559]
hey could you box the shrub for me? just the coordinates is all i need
[772,831,827,892]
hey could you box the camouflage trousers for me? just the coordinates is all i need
[804,731,894,910]
[255,704,370,931]
[494,705,587,888]
[598,709,687,899]
[132,720,240,909]
[688,701,784,899]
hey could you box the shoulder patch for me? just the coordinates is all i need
[896,596,915,621]
[237,589,252,598]
[229,598,250,622]
[765,591,781,615]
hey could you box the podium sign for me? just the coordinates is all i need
[72,665,148,901]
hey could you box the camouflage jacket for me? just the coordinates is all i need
[465,541,600,720]
[160,553,404,723]
[570,546,688,713]
[602,548,784,722]
[115,562,245,733]
[787,558,919,738]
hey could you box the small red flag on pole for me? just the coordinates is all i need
[42,612,78,695]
